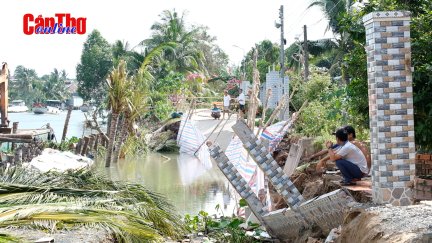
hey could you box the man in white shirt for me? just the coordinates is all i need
[223,90,231,119]
[237,89,246,118]
[327,127,368,185]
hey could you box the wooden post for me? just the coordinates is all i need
[87,135,95,154]
[14,147,22,164]
[75,138,82,155]
[61,106,73,142]
[11,122,19,150]
[0,63,9,127]
[81,136,90,156]
[94,133,100,151]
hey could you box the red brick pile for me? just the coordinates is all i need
[414,154,432,200]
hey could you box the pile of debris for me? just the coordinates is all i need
[147,118,181,152]
[268,135,345,210]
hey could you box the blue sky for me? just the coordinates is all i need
[1,0,333,78]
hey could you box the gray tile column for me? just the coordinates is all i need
[232,120,304,209]
[209,145,268,222]
[363,11,415,206]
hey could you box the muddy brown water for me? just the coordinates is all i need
[98,153,237,216]
[9,111,237,216]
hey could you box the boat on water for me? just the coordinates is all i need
[33,100,63,115]
[8,100,29,113]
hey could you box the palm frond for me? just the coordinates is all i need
[0,167,185,241]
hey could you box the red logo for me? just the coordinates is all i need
[23,14,86,35]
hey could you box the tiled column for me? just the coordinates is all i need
[209,145,268,221]
[363,11,415,206]
[232,120,304,209]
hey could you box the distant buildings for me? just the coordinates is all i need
[65,80,83,109]
[239,68,290,120]
[260,70,289,109]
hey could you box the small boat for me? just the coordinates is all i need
[46,100,62,114]
[32,102,47,114]
[8,100,29,113]
[33,100,62,115]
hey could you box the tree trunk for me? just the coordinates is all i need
[105,112,119,167]
[61,106,73,142]
[106,112,112,138]
[113,120,129,163]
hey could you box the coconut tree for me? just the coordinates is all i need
[111,44,169,163]
[113,86,148,162]
[0,167,185,241]
[142,10,208,75]
[307,0,356,83]
[105,60,130,167]
[308,0,354,34]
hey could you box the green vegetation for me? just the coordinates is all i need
[237,0,432,150]
[10,66,71,105]
[76,29,114,107]
[0,167,185,242]
[184,206,268,242]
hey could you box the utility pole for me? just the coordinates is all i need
[303,25,309,81]
[279,6,285,79]
[276,5,288,120]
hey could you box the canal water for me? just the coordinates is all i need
[8,111,236,216]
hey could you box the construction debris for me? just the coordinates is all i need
[24,148,93,172]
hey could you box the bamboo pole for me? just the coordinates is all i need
[177,99,195,144]
[247,48,260,130]
[255,89,272,136]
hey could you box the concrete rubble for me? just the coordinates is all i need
[23,148,93,172]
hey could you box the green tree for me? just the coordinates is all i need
[42,69,68,101]
[243,40,280,82]
[76,29,113,107]
[338,0,432,149]
[11,66,38,104]
[105,60,130,167]
[142,10,207,75]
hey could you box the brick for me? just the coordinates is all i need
[391,21,404,26]
[399,37,411,42]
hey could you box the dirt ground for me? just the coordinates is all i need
[338,201,432,243]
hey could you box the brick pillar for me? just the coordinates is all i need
[363,11,415,206]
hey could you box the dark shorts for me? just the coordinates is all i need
[239,104,245,111]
